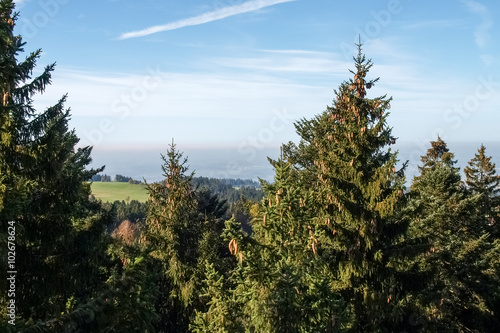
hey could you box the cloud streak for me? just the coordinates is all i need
[460,0,493,49]
[119,0,295,40]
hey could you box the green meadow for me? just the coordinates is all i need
[90,182,149,202]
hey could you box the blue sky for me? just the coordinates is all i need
[11,0,500,179]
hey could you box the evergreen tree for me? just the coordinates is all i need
[0,0,37,223]
[145,143,198,332]
[0,2,156,330]
[191,262,240,333]
[406,138,500,332]
[195,186,234,274]
[282,43,408,331]
[196,43,412,332]
[464,144,500,235]
[145,142,232,332]
[0,0,105,322]
[211,157,344,332]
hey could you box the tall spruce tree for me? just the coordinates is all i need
[0,0,108,323]
[145,143,199,332]
[282,43,408,331]
[196,43,412,332]
[0,2,157,330]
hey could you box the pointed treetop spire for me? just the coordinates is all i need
[465,143,500,196]
[349,36,379,99]
[418,137,457,176]
[425,136,454,163]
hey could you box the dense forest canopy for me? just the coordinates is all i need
[1,2,499,332]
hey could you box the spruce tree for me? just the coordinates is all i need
[282,43,408,331]
[191,261,240,333]
[197,44,411,332]
[0,2,157,330]
[194,156,346,332]
[0,0,39,222]
[464,144,500,235]
[145,142,232,332]
[145,143,197,332]
[195,186,234,273]
[406,138,500,332]
[0,0,104,321]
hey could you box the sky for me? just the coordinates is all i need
[12,0,500,180]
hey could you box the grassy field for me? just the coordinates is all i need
[90,182,149,202]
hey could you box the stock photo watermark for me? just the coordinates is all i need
[339,0,410,60]
[19,0,69,39]
[443,74,498,129]
[405,74,499,177]
[83,66,163,146]
[6,220,17,326]
[223,108,293,178]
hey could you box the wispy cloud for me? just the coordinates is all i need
[119,0,295,40]
[401,19,464,30]
[460,0,493,49]
[212,50,350,76]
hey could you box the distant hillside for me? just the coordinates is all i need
[191,176,263,203]
[90,176,263,203]
[90,182,148,202]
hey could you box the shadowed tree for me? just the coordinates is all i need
[406,138,500,332]
[1,2,157,330]
[145,142,234,332]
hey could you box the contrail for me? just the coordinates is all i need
[119,0,296,40]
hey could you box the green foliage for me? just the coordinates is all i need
[281,43,409,332]
[7,253,158,333]
[0,3,157,331]
[112,199,148,223]
[1,4,499,331]
[191,263,239,333]
[465,144,500,236]
[405,138,500,332]
[195,44,414,332]
[145,143,234,332]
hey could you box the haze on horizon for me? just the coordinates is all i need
[14,0,500,179]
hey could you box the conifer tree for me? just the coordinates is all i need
[196,44,411,332]
[0,0,38,222]
[465,144,500,235]
[191,262,240,333]
[194,157,345,332]
[0,2,156,330]
[0,0,104,321]
[145,143,198,332]
[195,186,234,273]
[406,138,500,332]
[282,42,408,331]
[145,142,232,332]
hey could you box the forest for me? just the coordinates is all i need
[1,1,499,332]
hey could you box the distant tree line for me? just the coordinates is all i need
[91,173,142,184]
[192,176,263,203]
[99,176,263,233]
[92,174,262,191]
[1,5,499,332]
[92,173,112,182]
[104,176,262,242]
